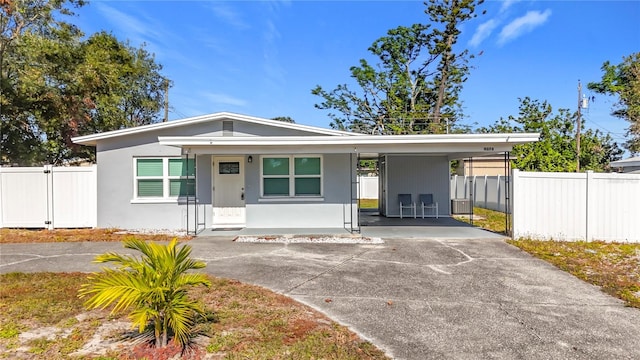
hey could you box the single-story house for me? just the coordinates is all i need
[610,156,640,174]
[72,112,539,232]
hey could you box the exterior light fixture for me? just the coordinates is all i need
[248,155,253,163]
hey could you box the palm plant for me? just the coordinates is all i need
[79,237,211,347]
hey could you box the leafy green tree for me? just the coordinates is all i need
[428,0,485,126]
[0,0,85,165]
[312,0,483,134]
[588,52,640,154]
[1,1,168,165]
[79,238,211,348]
[479,97,622,172]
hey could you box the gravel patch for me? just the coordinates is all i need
[234,234,383,244]
[114,229,188,237]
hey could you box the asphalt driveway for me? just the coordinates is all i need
[2,235,640,359]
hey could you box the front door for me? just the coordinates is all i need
[212,157,245,227]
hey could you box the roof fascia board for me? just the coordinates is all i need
[180,144,518,156]
[158,133,540,147]
[71,112,359,146]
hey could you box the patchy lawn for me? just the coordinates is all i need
[453,207,507,235]
[0,228,191,244]
[0,272,388,359]
[508,239,640,308]
[358,198,378,209]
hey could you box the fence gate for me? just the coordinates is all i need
[0,165,97,229]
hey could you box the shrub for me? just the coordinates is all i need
[79,238,211,347]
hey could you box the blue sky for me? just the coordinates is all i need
[71,0,639,147]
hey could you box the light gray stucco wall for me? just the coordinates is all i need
[94,118,355,230]
[385,155,450,217]
[96,136,184,230]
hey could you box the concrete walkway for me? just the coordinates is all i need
[1,235,640,359]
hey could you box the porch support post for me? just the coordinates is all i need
[504,151,511,237]
[468,157,474,226]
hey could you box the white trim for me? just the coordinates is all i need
[72,112,360,145]
[159,133,540,146]
[257,197,325,203]
[130,198,180,204]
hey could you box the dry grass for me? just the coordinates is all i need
[508,239,640,308]
[454,207,508,235]
[0,228,191,244]
[0,273,389,359]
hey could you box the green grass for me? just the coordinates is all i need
[454,207,507,234]
[508,239,640,308]
[358,198,378,209]
[0,273,389,359]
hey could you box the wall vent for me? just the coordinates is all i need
[222,121,233,136]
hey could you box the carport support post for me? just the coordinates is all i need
[468,157,473,226]
[504,152,511,237]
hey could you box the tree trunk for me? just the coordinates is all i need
[433,34,454,128]
[154,318,162,348]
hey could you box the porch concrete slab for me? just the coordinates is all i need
[360,225,503,239]
[195,217,500,240]
[197,227,353,237]
[2,237,639,359]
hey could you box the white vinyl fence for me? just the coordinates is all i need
[0,165,97,229]
[512,169,640,243]
[450,174,508,212]
[358,176,379,199]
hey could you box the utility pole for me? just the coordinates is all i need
[576,80,582,172]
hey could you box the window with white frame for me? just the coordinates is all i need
[261,156,322,197]
[135,157,195,199]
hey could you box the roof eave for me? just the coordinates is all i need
[71,112,360,146]
[157,133,540,147]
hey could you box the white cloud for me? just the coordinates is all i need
[209,3,249,30]
[469,19,499,47]
[498,9,552,45]
[202,92,247,107]
[95,3,162,43]
[500,0,518,13]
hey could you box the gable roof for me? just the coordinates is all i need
[72,112,360,146]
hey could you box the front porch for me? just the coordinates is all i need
[195,211,502,240]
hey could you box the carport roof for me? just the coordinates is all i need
[158,133,540,159]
